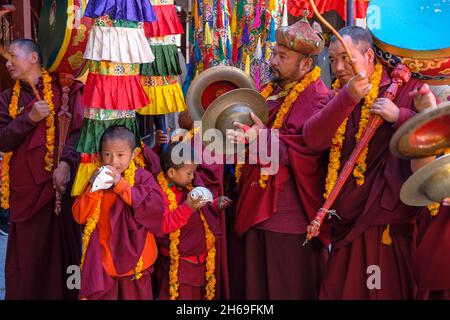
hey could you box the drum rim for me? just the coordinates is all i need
[373,37,450,60]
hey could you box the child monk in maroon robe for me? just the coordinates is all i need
[0,39,83,299]
[302,26,425,299]
[153,142,231,300]
[72,126,165,300]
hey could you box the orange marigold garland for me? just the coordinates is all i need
[1,71,55,209]
[157,172,216,300]
[42,70,56,172]
[324,62,383,198]
[236,66,322,188]
[134,142,146,169]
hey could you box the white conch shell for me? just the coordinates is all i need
[91,166,113,192]
[189,187,213,203]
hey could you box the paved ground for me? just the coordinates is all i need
[0,235,6,300]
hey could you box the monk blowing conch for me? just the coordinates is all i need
[72,126,165,300]
[0,39,84,299]
[227,17,331,299]
[302,26,429,299]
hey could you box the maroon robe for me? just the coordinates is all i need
[0,76,84,299]
[234,78,331,299]
[303,66,422,299]
[415,205,450,300]
[154,162,226,300]
[76,167,165,300]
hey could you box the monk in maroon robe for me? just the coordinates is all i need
[0,39,83,299]
[72,126,165,300]
[228,18,330,299]
[410,90,450,300]
[302,26,424,299]
[415,203,450,299]
[153,142,231,300]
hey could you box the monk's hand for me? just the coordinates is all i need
[104,165,121,186]
[370,98,400,123]
[218,196,232,210]
[89,168,101,186]
[346,71,371,101]
[227,112,265,145]
[185,194,207,210]
[52,161,71,194]
[443,198,450,206]
[409,84,436,112]
[28,100,51,123]
[155,129,170,146]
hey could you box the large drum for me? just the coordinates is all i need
[38,0,92,77]
[368,0,450,85]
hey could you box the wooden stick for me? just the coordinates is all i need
[309,0,359,75]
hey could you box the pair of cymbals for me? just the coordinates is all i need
[186,66,257,121]
[392,102,450,206]
[201,88,269,155]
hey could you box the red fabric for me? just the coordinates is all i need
[87,267,154,300]
[160,185,195,234]
[144,5,184,38]
[245,229,328,299]
[82,73,150,110]
[288,0,369,21]
[415,206,450,296]
[234,79,331,246]
[320,224,417,299]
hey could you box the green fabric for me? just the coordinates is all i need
[76,117,140,153]
[94,18,139,28]
[140,44,182,76]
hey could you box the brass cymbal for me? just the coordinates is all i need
[400,154,450,206]
[390,101,450,159]
[201,88,269,155]
[186,66,256,121]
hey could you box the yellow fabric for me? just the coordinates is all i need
[71,163,100,197]
[138,81,186,115]
[381,224,393,245]
[204,23,212,46]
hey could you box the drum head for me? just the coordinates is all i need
[38,0,90,76]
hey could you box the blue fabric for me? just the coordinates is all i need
[84,0,157,22]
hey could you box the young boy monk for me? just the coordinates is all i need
[72,126,165,300]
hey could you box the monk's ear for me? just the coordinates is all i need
[301,56,314,74]
[167,168,176,180]
[29,51,39,65]
[367,48,375,65]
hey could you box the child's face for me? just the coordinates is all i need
[100,139,137,174]
[167,163,198,188]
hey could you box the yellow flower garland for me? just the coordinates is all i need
[324,62,383,198]
[236,66,322,188]
[134,142,146,169]
[1,71,55,209]
[80,159,143,280]
[157,172,216,300]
